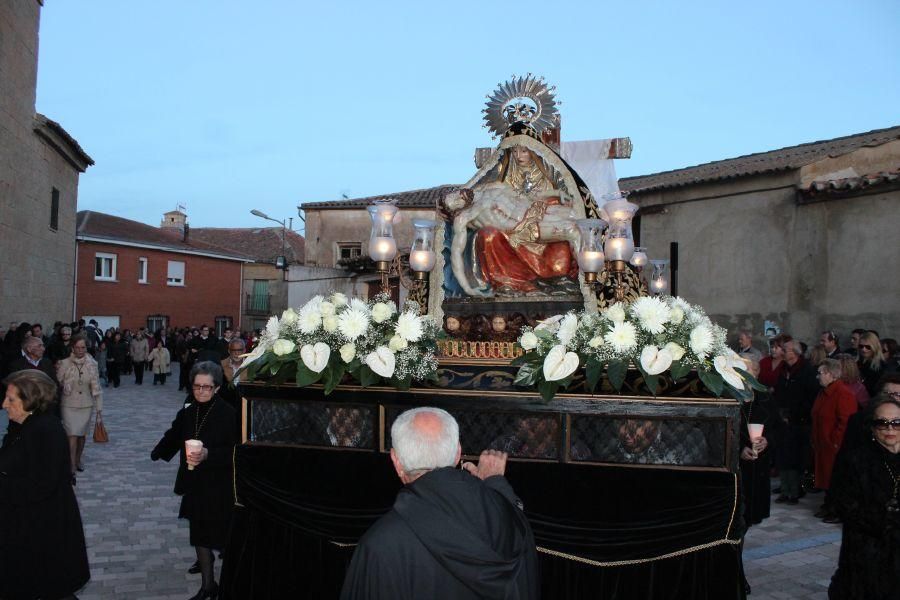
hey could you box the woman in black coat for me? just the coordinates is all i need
[828,394,900,599]
[0,370,90,599]
[106,332,128,388]
[152,361,237,600]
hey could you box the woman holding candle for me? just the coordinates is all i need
[828,394,900,599]
[151,361,237,600]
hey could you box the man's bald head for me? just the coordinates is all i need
[390,407,460,479]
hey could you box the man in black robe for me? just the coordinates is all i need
[340,407,539,600]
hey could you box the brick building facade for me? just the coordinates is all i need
[75,211,251,333]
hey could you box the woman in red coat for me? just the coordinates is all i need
[811,358,857,521]
[759,334,791,391]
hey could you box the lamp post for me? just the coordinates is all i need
[367,201,400,294]
[250,209,288,276]
[408,219,438,313]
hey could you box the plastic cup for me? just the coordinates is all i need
[185,439,203,470]
[748,423,764,441]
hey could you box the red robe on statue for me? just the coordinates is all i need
[475,227,577,292]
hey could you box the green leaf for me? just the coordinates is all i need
[669,360,691,381]
[585,358,604,393]
[359,365,380,388]
[514,363,539,387]
[394,375,413,391]
[295,363,322,388]
[607,359,628,392]
[537,379,558,402]
[698,369,725,396]
[323,362,346,395]
[510,354,529,367]
[734,368,768,392]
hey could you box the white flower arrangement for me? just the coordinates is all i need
[238,292,440,393]
[512,295,765,401]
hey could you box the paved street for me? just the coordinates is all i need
[10,373,840,599]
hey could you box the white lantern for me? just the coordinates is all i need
[409,219,438,278]
[602,195,638,270]
[650,259,670,295]
[367,201,399,270]
[575,218,608,283]
[630,247,648,268]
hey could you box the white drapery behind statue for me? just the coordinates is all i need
[561,139,619,204]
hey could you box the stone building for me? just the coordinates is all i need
[297,186,454,304]
[620,126,900,346]
[0,1,93,325]
[189,226,305,332]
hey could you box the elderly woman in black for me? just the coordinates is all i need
[0,370,90,600]
[152,361,237,600]
[828,393,900,599]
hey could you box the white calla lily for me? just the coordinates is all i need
[713,354,745,390]
[542,344,580,382]
[365,347,396,378]
[300,342,330,373]
[640,345,673,376]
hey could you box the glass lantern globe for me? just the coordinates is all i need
[575,218,608,283]
[602,196,638,270]
[649,259,670,295]
[367,201,399,271]
[409,219,438,279]
[630,247,648,268]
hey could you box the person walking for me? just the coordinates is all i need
[56,334,103,482]
[106,332,128,388]
[130,329,150,385]
[148,337,172,385]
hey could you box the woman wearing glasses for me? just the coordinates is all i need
[828,393,900,599]
[857,331,886,397]
[151,361,237,600]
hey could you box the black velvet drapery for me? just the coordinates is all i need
[219,445,744,599]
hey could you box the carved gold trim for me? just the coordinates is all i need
[438,339,524,360]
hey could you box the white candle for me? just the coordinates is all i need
[578,249,604,272]
[369,236,397,261]
[409,249,435,272]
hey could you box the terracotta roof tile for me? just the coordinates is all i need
[76,211,253,261]
[798,169,900,201]
[190,227,305,264]
[300,184,459,210]
[620,126,900,194]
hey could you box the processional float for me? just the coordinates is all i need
[220,76,753,599]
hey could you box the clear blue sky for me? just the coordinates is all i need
[36,0,900,234]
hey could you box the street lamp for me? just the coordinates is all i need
[250,209,288,273]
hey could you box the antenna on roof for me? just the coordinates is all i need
[177,203,186,212]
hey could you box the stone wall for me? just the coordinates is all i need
[633,161,900,348]
[0,1,84,325]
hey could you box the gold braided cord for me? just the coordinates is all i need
[330,541,358,548]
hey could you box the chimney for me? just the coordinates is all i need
[161,209,188,238]
[183,222,190,242]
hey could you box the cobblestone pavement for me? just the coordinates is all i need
[4,373,842,599]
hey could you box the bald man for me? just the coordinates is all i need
[340,407,539,600]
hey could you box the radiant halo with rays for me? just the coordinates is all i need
[482,74,560,139]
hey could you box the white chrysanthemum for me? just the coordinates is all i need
[520,331,538,350]
[631,296,671,334]
[690,325,714,358]
[319,301,336,316]
[604,303,627,324]
[330,292,348,307]
[350,298,370,314]
[339,343,356,363]
[663,342,686,361]
[303,295,324,312]
[388,335,408,352]
[272,339,296,356]
[556,313,578,345]
[395,311,423,342]
[371,302,394,323]
[608,321,638,353]
[297,305,322,334]
[265,316,280,340]
[588,335,604,348]
[338,308,369,341]
[322,315,338,332]
[280,308,299,326]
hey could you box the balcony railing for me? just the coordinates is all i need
[245,293,271,316]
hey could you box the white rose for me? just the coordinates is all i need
[669,306,684,325]
[605,303,627,324]
[640,345,674,376]
[331,292,348,307]
[339,343,356,363]
[371,302,394,323]
[322,315,338,332]
[663,342,686,361]
[280,308,298,325]
[520,331,539,350]
[319,301,336,316]
[388,335,408,352]
[542,344,580,382]
[588,335,604,348]
[272,339,296,356]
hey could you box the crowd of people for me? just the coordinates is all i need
[734,327,900,598]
